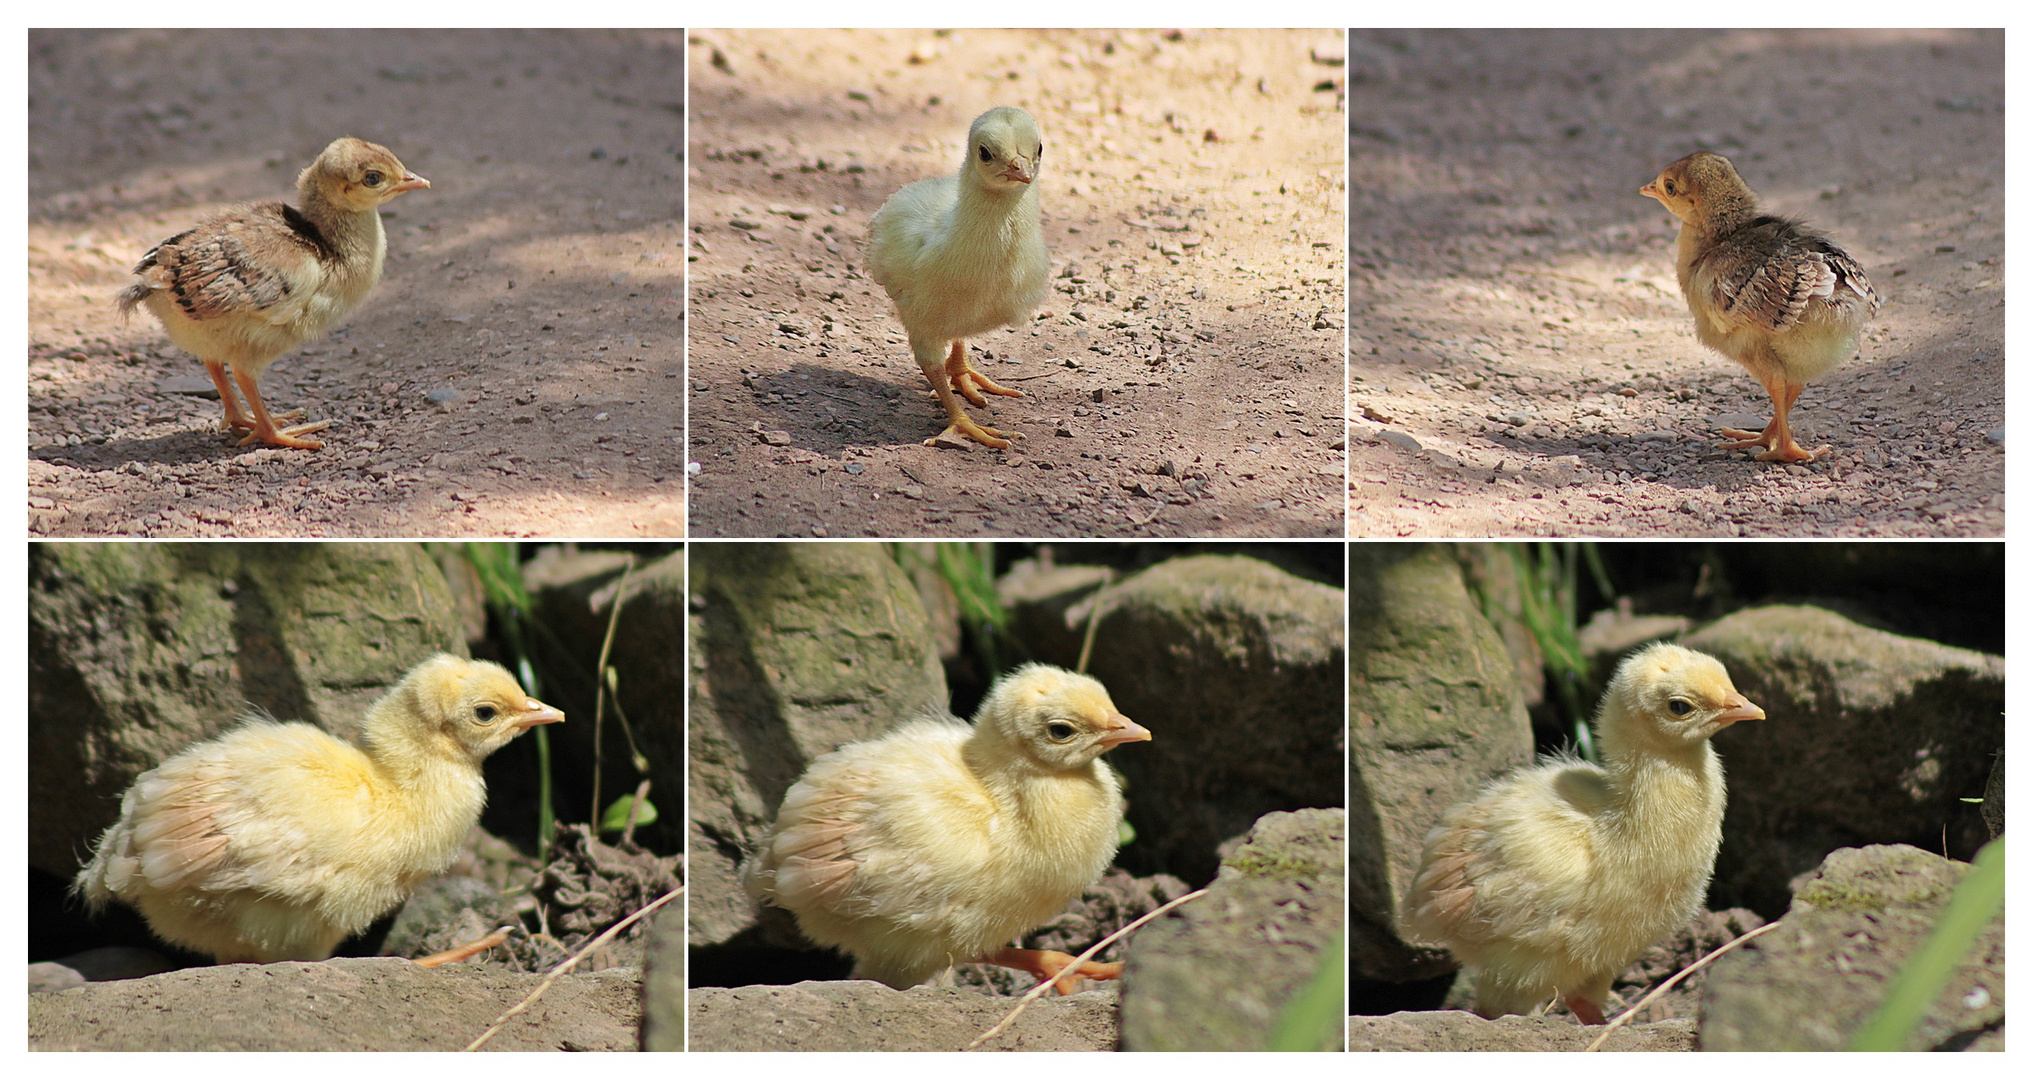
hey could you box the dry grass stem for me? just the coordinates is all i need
[464,883,684,1051]
[1583,920,1780,1051]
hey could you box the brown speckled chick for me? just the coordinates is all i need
[1641,151,1880,463]
[117,137,430,450]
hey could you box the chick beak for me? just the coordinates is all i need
[512,699,565,731]
[1711,694,1764,728]
[1002,159,1035,185]
[1096,713,1152,749]
[1639,180,1661,200]
[391,172,431,193]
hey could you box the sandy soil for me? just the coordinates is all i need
[685,29,1347,538]
[1347,29,2003,537]
[28,30,686,538]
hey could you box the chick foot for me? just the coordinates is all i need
[923,365,1017,449]
[1563,994,1608,1026]
[985,946,1123,996]
[413,926,515,967]
[1716,425,1830,463]
[945,341,1025,408]
[233,368,328,449]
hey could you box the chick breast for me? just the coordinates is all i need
[746,715,1122,989]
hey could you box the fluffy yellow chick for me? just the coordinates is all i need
[867,106,1050,449]
[1402,642,1763,1024]
[743,663,1150,993]
[74,654,561,964]
[117,137,430,450]
[1641,151,1880,463]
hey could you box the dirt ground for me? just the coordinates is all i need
[1347,29,2003,537]
[685,29,1347,538]
[28,30,686,538]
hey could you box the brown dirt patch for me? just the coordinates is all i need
[1347,29,2003,537]
[685,28,1347,537]
[29,29,686,537]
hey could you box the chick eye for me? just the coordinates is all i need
[363,170,384,187]
[1036,143,1044,160]
[1046,721,1076,742]
[978,145,992,163]
[1667,699,1693,716]
[1663,180,1676,195]
[474,704,497,723]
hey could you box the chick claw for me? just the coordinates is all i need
[985,946,1123,996]
[944,342,1025,408]
[237,420,331,450]
[926,415,1016,451]
[1716,427,1829,464]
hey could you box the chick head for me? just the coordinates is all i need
[966,107,1044,193]
[302,137,431,213]
[975,663,1149,772]
[1597,642,1763,753]
[382,653,564,762]
[1639,150,1750,227]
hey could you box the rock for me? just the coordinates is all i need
[1346,544,1531,983]
[1026,555,1344,885]
[1348,1011,1696,1051]
[687,980,1117,1051]
[1980,749,2002,839]
[28,956,641,1050]
[1120,808,1346,1051]
[28,543,465,878]
[685,543,948,948]
[640,904,684,1051]
[1701,844,2004,1051]
[380,875,517,963]
[1686,606,2004,913]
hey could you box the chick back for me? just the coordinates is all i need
[1681,214,1878,384]
[75,718,483,963]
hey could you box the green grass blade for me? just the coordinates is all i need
[1849,836,2004,1050]
[1268,929,1345,1051]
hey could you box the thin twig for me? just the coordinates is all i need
[589,557,636,823]
[620,778,652,847]
[464,884,684,1052]
[1583,920,1780,1051]
[963,886,1208,1052]
[1074,570,1114,675]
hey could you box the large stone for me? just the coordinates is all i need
[686,980,1118,1051]
[1346,544,1532,983]
[1120,808,1345,1051]
[28,956,640,1051]
[1700,844,2004,1051]
[1686,606,2004,913]
[1348,1012,1696,1051]
[641,904,685,1051]
[685,543,949,947]
[29,542,465,878]
[1027,554,1344,886]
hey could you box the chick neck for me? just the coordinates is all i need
[294,174,390,275]
[952,164,1041,252]
[960,719,1110,833]
[357,687,490,817]
[1589,702,1725,846]
[1685,180,1760,239]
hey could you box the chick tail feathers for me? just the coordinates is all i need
[114,279,154,319]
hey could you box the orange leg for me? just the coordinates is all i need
[1564,994,1607,1026]
[983,946,1123,996]
[1717,378,1829,463]
[231,368,330,449]
[203,359,256,433]
[413,926,514,968]
[944,340,1024,408]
